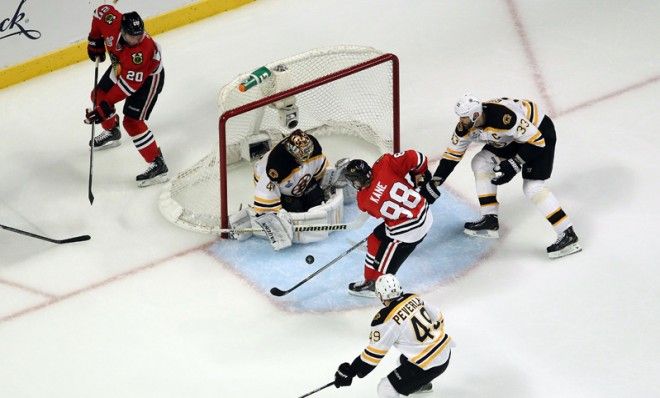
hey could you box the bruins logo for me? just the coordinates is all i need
[131,52,143,65]
[503,114,512,125]
[104,14,116,24]
[268,169,279,179]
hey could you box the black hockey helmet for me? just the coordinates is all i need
[121,12,145,37]
[344,159,372,190]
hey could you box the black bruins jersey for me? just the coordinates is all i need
[252,135,327,213]
[350,293,453,378]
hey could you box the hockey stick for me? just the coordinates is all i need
[270,236,368,297]
[0,223,91,244]
[221,212,369,235]
[298,381,334,398]
[88,57,100,205]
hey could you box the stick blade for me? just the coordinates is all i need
[270,287,287,297]
[58,235,91,244]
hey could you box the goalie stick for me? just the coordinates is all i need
[222,212,369,235]
[270,236,368,297]
[0,223,91,244]
[297,381,334,398]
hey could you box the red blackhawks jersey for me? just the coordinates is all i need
[89,5,123,58]
[90,5,163,106]
[357,150,433,243]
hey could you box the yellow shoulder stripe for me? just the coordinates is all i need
[384,295,418,322]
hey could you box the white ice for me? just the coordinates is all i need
[1,1,659,397]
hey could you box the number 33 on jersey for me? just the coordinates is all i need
[356,150,433,243]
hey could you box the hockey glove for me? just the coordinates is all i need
[491,157,523,185]
[334,362,355,388]
[87,36,106,63]
[419,176,443,204]
[84,101,116,125]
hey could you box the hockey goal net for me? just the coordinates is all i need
[159,45,400,234]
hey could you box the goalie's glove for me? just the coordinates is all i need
[419,176,443,204]
[321,158,351,189]
[228,207,253,241]
[334,362,355,388]
[491,156,523,185]
[333,158,351,188]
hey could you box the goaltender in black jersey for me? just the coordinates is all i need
[253,128,327,214]
[333,274,453,397]
[229,128,350,250]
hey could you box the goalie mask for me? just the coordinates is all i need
[284,129,314,163]
[343,159,372,190]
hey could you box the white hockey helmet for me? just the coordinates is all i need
[375,274,403,302]
[454,94,482,122]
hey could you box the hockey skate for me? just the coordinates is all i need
[348,279,376,298]
[464,214,499,238]
[547,226,581,259]
[136,153,169,187]
[413,383,433,394]
[89,127,121,150]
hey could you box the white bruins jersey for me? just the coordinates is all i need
[442,97,547,163]
[252,135,327,213]
[353,293,452,376]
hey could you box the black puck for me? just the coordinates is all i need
[305,255,315,264]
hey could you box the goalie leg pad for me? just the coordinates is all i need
[228,208,253,241]
[290,190,344,243]
[254,210,293,250]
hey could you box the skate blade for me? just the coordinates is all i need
[91,141,121,151]
[348,290,377,298]
[137,173,169,188]
[464,229,499,239]
[548,243,582,259]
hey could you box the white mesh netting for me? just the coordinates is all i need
[159,45,397,234]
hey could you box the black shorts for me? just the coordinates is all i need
[388,353,451,395]
[97,66,165,121]
[280,180,324,212]
[483,116,557,180]
[371,223,423,275]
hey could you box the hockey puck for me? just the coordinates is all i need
[305,255,315,264]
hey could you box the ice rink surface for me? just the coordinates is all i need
[1,1,659,397]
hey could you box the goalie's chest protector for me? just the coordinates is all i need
[357,155,432,242]
[263,137,325,197]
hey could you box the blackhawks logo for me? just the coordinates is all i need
[104,14,116,24]
[131,52,143,65]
